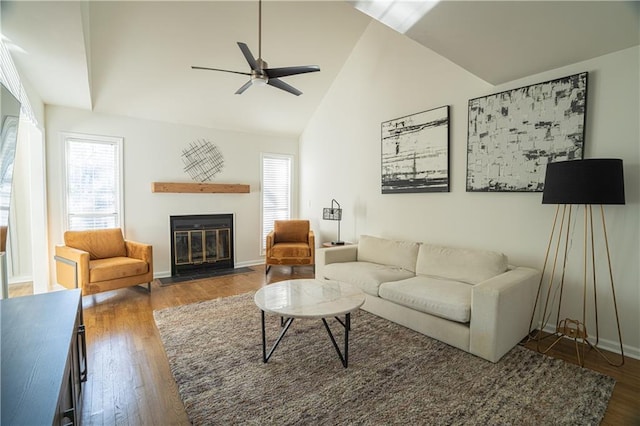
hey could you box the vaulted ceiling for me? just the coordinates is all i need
[2,1,638,137]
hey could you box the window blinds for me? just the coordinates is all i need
[261,154,292,251]
[65,137,121,231]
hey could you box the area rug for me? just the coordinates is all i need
[153,292,615,425]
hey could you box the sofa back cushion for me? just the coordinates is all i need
[64,228,127,260]
[416,244,507,285]
[357,235,419,272]
[274,220,310,244]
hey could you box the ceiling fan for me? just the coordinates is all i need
[191,0,320,96]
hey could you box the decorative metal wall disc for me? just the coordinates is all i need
[181,139,224,182]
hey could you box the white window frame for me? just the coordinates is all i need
[260,153,293,253]
[61,132,124,232]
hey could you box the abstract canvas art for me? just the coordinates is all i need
[381,106,449,194]
[466,72,587,192]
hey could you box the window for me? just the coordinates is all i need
[261,153,292,251]
[63,133,124,231]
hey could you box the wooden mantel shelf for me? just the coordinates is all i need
[151,182,250,194]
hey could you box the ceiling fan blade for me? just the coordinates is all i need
[264,65,320,79]
[192,66,251,76]
[235,80,253,95]
[237,42,260,72]
[267,78,302,96]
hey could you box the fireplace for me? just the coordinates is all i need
[170,214,234,277]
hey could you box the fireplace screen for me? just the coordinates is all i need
[174,228,231,265]
[170,213,234,276]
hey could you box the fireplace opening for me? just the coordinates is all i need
[170,214,234,277]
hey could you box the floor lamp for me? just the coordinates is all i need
[529,158,625,367]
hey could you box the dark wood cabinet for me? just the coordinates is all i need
[1,289,87,425]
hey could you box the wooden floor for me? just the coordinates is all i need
[7,281,34,297]
[76,266,639,425]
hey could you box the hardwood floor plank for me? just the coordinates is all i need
[78,265,639,424]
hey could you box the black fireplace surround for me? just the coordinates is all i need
[169,214,234,277]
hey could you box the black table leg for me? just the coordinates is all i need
[261,310,294,363]
[322,312,351,368]
[261,311,353,367]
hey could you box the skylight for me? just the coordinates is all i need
[351,0,441,34]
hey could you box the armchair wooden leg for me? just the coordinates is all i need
[265,265,271,275]
[147,282,151,293]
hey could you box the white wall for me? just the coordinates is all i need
[300,22,640,357]
[8,117,33,283]
[45,106,299,279]
[3,71,48,293]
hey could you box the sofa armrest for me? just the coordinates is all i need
[125,240,153,270]
[469,266,541,362]
[315,245,358,279]
[55,245,90,289]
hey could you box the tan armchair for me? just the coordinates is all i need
[55,228,153,296]
[265,220,315,274]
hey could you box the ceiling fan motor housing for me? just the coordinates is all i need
[252,59,269,85]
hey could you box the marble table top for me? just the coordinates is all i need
[254,279,365,318]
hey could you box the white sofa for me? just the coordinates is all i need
[315,235,540,363]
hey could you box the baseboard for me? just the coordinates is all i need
[235,259,265,268]
[9,275,32,285]
[541,323,640,361]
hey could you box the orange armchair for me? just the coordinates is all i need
[55,228,153,296]
[265,220,315,274]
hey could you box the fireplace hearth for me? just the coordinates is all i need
[170,214,234,277]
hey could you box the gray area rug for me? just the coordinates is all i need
[153,292,615,425]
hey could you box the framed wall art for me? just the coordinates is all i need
[466,72,587,192]
[381,105,449,194]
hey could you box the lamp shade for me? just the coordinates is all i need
[322,199,342,220]
[542,159,625,205]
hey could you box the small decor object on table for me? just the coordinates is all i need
[467,72,587,192]
[182,138,224,182]
[381,105,449,194]
[322,199,343,245]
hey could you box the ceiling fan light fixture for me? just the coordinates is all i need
[251,75,268,87]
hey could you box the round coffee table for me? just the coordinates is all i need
[254,279,365,368]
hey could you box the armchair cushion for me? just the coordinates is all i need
[274,220,310,243]
[64,228,127,260]
[90,257,149,282]
[270,242,311,258]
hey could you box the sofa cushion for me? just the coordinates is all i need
[323,261,415,297]
[90,257,149,282]
[379,276,472,323]
[65,228,127,260]
[415,244,508,285]
[357,235,420,272]
[271,242,311,258]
